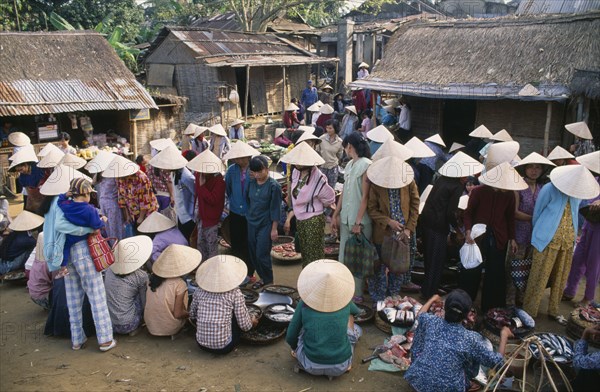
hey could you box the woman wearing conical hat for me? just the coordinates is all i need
[87,152,124,240]
[0,210,42,278]
[208,124,231,160]
[283,102,301,129]
[137,211,188,265]
[522,165,599,322]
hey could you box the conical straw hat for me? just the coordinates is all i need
[230,119,244,127]
[275,128,286,139]
[367,156,414,189]
[565,122,592,140]
[307,101,323,111]
[40,165,91,196]
[193,126,209,138]
[102,155,140,178]
[85,150,117,174]
[37,148,65,168]
[549,165,600,199]
[546,146,574,161]
[60,153,86,169]
[110,235,153,275]
[576,151,600,174]
[345,105,357,115]
[9,143,35,161]
[296,131,321,145]
[372,138,413,161]
[195,254,247,293]
[222,140,260,160]
[8,132,30,147]
[322,84,333,91]
[514,152,556,168]
[366,125,393,143]
[9,146,38,169]
[425,134,446,147]
[358,62,369,68]
[382,105,395,114]
[297,259,355,313]
[8,210,44,231]
[149,145,187,170]
[137,211,176,233]
[479,162,528,191]
[458,195,469,210]
[285,103,300,111]
[187,149,226,174]
[490,129,513,142]
[38,143,61,157]
[152,244,202,278]
[297,125,315,133]
[438,151,484,178]
[208,123,227,137]
[485,141,520,171]
[280,142,325,166]
[418,184,433,214]
[384,98,399,107]
[469,125,493,139]
[149,138,177,151]
[183,123,200,136]
[319,104,334,114]
[404,137,435,158]
[449,142,465,153]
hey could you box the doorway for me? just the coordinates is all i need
[235,68,253,116]
[442,99,477,144]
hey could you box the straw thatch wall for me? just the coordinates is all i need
[373,13,600,87]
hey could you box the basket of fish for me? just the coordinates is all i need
[354,303,374,324]
[566,305,600,347]
[264,303,296,324]
[376,296,422,330]
[241,288,259,304]
[262,285,297,297]
[241,320,287,345]
[247,304,263,321]
[529,333,574,364]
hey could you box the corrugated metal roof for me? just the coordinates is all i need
[517,0,600,14]
[0,78,157,116]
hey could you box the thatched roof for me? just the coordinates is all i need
[350,13,600,100]
[570,69,600,99]
[0,31,157,116]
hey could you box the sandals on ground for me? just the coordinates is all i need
[72,338,87,351]
[99,339,117,352]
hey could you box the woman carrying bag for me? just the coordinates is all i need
[331,133,372,303]
[366,156,419,301]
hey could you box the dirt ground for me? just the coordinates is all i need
[0,199,595,392]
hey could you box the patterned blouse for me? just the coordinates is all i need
[189,287,253,349]
[405,313,503,392]
[550,201,575,248]
[515,184,542,245]
[388,188,406,225]
[117,171,158,219]
[574,340,600,370]
[146,165,171,194]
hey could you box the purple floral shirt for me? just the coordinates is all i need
[515,184,542,245]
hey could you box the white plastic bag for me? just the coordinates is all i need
[460,223,486,269]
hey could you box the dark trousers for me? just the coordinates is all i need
[459,231,507,312]
[197,315,242,355]
[417,164,435,194]
[422,227,449,298]
[178,219,196,243]
[229,212,253,276]
[247,223,273,284]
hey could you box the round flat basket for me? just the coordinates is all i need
[241,319,287,345]
[262,285,297,296]
[264,303,295,325]
[271,238,302,263]
[247,304,263,321]
[374,312,393,334]
[1,269,27,282]
[241,288,259,304]
[568,308,600,347]
[354,303,374,324]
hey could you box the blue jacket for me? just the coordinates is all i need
[43,197,94,271]
[531,183,580,252]
[225,164,250,216]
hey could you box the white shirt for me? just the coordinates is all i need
[398,106,411,130]
[229,126,245,140]
[311,112,321,127]
[357,69,369,80]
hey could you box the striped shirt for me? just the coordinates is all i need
[189,287,253,349]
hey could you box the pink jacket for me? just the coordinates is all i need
[290,166,335,221]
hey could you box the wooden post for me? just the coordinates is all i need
[245,65,250,120]
[282,66,286,113]
[372,33,376,65]
[334,61,339,92]
[131,120,139,157]
[543,101,552,156]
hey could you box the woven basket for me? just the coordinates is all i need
[480,327,526,347]
[354,303,374,325]
[567,308,600,347]
[374,312,393,334]
[241,319,287,345]
[271,236,302,263]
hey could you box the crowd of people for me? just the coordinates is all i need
[1,88,599,388]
